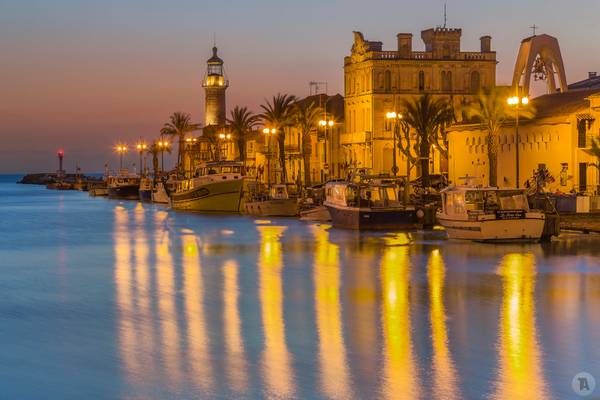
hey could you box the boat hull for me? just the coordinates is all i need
[108,184,140,200]
[299,205,331,221]
[436,214,545,242]
[151,186,169,204]
[89,187,108,196]
[325,204,418,230]
[170,179,243,212]
[245,198,299,217]
[139,189,153,202]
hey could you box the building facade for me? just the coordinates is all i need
[447,89,600,193]
[343,28,496,177]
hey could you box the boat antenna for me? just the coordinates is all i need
[443,3,447,28]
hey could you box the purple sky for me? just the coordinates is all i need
[1,0,599,173]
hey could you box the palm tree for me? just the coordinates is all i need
[260,93,297,183]
[160,112,200,173]
[146,141,167,178]
[293,100,321,186]
[401,94,454,187]
[465,88,535,186]
[227,106,259,171]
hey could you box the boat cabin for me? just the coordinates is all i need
[194,161,243,177]
[441,187,531,219]
[326,182,402,208]
[270,184,290,200]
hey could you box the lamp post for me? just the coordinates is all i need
[136,142,147,176]
[218,132,232,161]
[318,118,335,181]
[185,137,197,176]
[385,111,403,176]
[507,95,529,188]
[116,145,127,170]
[157,140,169,173]
[263,127,276,188]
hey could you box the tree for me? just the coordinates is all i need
[227,106,259,171]
[160,112,200,173]
[465,88,534,186]
[147,140,171,179]
[401,94,454,187]
[260,93,297,183]
[293,100,321,186]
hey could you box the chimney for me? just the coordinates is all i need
[589,72,598,79]
[480,35,492,52]
[396,33,413,58]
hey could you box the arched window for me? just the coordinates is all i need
[442,71,452,92]
[470,71,481,93]
[418,71,425,91]
[384,70,391,91]
[378,73,384,89]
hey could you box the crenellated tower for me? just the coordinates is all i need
[202,46,228,126]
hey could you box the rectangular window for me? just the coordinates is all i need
[578,120,587,148]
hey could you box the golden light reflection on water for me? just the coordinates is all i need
[114,206,139,381]
[257,225,295,398]
[380,234,419,399]
[132,203,156,379]
[311,225,352,399]
[428,249,461,400]
[181,233,213,390]
[223,259,248,392]
[154,210,182,387]
[492,253,549,400]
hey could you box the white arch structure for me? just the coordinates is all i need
[511,34,568,95]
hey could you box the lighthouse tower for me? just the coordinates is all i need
[202,46,228,126]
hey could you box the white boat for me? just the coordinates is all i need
[245,184,299,217]
[436,186,545,242]
[107,170,140,200]
[169,161,245,212]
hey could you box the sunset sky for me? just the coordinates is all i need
[1,0,599,173]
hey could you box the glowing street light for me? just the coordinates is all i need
[318,118,335,179]
[157,140,169,173]
[116,145,127,169]
[507,95,529,188]
[386,111,404,176]
[263,127,277,187]
[136,142,147,176]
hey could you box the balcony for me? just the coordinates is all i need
[341,131,371,145]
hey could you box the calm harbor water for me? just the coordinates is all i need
[1,175,599,399]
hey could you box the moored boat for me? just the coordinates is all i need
[107,170,140,200]
[169,161,245,212]
[89,181,108,196]
[436,186,545,242]
[324,176,419,230]
[245,184,299,217]
[139,177,153,202]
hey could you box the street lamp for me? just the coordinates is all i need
[218,132,232,160]
[157,140,169,173]
[507,95,529,188]
[318,118,335,180]
[116,145,127,169]
[262,127,276,188]
[136,142,147,176]
[385,111,403,176]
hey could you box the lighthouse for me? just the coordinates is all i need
[202,46,228,126]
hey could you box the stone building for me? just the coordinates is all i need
[343,28,496,177]
[447,89,600,193]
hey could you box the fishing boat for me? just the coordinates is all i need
[245,184,299,217]
[88,181,108,196]
[299,184,331,221]
[323,173,419,230]
[299,205,331,221]
[436,186,545,242]
[168,161,245,212]
[139,177,153,202]
[107,170,140,200]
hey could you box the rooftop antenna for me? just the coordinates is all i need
[213,32,216,47]
[530,24,538,36]
[443,3,447,28]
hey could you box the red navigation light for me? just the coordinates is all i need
[57,149,64,157]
